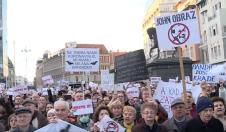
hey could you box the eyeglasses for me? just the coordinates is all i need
[142,111,155,115]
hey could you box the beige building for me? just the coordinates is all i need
[35,44,111,88]
[143,0,178,62]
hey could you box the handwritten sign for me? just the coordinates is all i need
[155,9,200,49]
[153,82,201,118]
[65,48,99,72]
[150,77,161,84]
[72,99,93,115]
[42,75,54,85]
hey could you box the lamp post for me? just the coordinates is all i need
[21,46,31,84]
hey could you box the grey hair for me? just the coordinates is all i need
[54,100,70,110]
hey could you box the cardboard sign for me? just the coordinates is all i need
[153,82,201,118]
[126,87,139,98]
[155,9,200,49]
[35,119,88,132]
[72,99,93,115]
[42,75,54,85]
[65,48,100,72]
[98,115,125,132]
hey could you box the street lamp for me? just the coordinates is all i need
[21,46,31,84]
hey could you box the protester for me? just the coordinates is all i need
[31,93,40,104]
[14,95,23,110]
[212,97,226,131]
[54,100,76,124]
[22,98,48,129]
[181,91,197,117]
[73,90,83,101]
[219,79,226,103]
[7,114,17,132]
[183,96,224,132]
[91,105,113,132]
[0,98,13,131]
[132,102,168,132]
[75,114,93,131]
[13,108,37,132]
[198,81,210,98]
[121,106,136,132]
[38,96,48,116]
[108,100,124,123]
[103,96,110,105]
[163,98,190,132]
[45,103,54,114]
[117,91,126,105]
[46,109,57,123]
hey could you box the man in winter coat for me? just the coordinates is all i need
[183,96,224,132]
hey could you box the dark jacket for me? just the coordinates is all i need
[132,122,168,132]
[183,116,224,132]
[163,116,191,132]
[12,125,37,132]
[31,110,48,129]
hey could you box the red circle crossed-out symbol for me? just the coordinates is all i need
[168,23,190,45]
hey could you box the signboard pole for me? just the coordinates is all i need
[178,47,187,101]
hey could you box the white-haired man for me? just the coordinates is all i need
[54,100,74,123]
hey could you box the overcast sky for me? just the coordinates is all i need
[7,0,152,82]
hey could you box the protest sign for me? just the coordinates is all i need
[153,82,201,118]
[72,99,93,115]
[35,119,88,132]
[101,70,114,91]
[126,87,139,98]
[150,77,161,84]
[65,48,99,72]
[98,115,125,132]
[58,80,69,86]
[39,87,55,96]
[155,9,200,49]
[42,75,54,85]
[13,85,28,96]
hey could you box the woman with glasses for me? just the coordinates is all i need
[132,102,168,132]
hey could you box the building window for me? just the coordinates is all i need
[190,47,194,58]
[76,76,78,82]
[214,46,217,58]
[211,48,214,58]
[219,2,221,8]
[224,26,226,33]
[213,29,216,36]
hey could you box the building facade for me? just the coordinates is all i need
[198,0,226,64]
[35,44,112,88]
[0,0,8,83]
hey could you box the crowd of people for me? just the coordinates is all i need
[0,80,226,132]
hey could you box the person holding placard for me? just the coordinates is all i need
[91,105,113,132]
[75,114,93,131]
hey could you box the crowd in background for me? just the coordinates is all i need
[0,79,226,132]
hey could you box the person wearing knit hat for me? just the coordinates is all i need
[183,96,224,132]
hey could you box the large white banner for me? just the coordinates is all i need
[153,82,201,118]
[35,119,88,132]
[42,75,54,85]
[65,48,100,72]
[155,9,200,49]
[72,99,93,115]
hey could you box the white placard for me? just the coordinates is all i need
[65,48,100,72]
[35,119,88,132]
[72,99,93,115]
[98,115,125,132]
[155,9,200,49]
[13,85,29,96]
[39,87,55,96]
[150,77,161,84]
[153,82,201,118]
[42,75,54,85]
[0,83,5,93]
[101,70,114,91]
[126,87,139,98]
